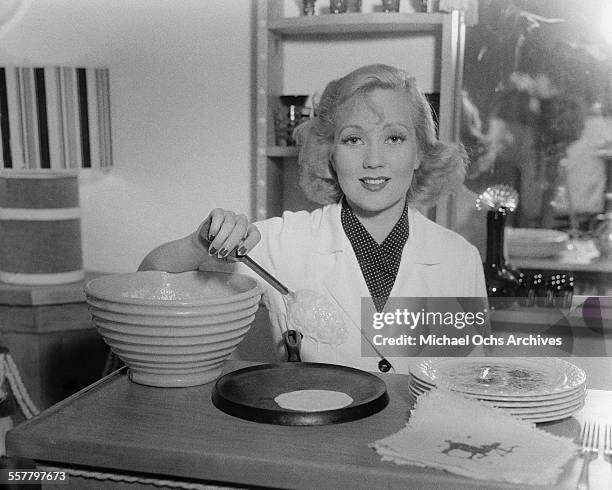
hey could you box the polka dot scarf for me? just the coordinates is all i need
[341,198,409,312]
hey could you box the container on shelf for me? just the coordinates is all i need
[329,0,348,14]
[303,0,316,15]
[381,0,400,12]
[274,95,310,147]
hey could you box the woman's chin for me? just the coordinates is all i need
[347,197,407,219]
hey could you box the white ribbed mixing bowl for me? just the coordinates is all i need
[85,270,261,387]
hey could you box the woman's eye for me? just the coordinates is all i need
[386,134,405,144]
[342,136,362,145]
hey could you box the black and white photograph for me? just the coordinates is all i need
[0,0,611,488]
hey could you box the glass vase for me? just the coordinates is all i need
[483,210,519,308]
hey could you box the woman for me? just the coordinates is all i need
[139,64,487,373]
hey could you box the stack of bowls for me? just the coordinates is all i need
[85,270,261,387]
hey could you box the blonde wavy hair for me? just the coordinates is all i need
[293,64,467,207]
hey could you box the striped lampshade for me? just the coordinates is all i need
[0,66,112,170]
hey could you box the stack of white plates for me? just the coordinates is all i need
[409,358,586,423]
[506,228,568,258]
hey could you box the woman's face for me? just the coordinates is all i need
[332,88,421,221]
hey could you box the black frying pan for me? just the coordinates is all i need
[211,330,389,425]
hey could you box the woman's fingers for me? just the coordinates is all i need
[192,215,212,249]
[205,209,258,259]
[207,208,229,241]
[237,224,261,256]
[208,212,238,256]
[217,215,249,259]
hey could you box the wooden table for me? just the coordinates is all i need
[5,361,612,490]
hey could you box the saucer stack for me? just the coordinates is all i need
[505,228,568,258]
[409,358,586,423]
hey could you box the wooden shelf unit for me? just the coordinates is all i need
[254,2,465,227]
[267,12,450,35]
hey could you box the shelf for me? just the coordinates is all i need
[510,256,612,274]
[254,3,464,222]
[267,13,447,36]
[266,146,299,158]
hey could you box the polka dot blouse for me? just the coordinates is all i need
[341,199,409,312]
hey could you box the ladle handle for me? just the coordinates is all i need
[235,254,291,296]
[198,224,291,296]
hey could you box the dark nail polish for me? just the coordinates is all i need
[208,247,217,255]
[218,248,229,258]
[208,234,215,242]
[237,246,247,256]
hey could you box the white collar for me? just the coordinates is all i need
[314,202,444,265]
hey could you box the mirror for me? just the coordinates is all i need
[459,0,611,237]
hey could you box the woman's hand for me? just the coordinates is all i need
[193,208,261,259]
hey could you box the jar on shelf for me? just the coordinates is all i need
[329,0,348,14]
[303,0,316,16]
[274,95,310,147]
[381,0,400,12]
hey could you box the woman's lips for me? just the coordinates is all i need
[359,177,389,191]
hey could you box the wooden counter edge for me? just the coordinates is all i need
[6,367,127,438]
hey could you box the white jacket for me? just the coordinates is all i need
[233,202,487,374]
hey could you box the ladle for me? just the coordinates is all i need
[203,237,393,372]
[234,252,393,373]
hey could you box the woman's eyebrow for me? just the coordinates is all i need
[338,124,364,132]
[383,122,411,131]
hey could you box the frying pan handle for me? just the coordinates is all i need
[283,330,302,362]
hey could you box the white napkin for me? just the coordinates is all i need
[371,389,578,486]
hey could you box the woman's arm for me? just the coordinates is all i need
[138,209,261,272]
[138,234,208,272]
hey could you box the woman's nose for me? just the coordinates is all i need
[363,143,384,168]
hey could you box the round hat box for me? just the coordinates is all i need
[0,170,85,285]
